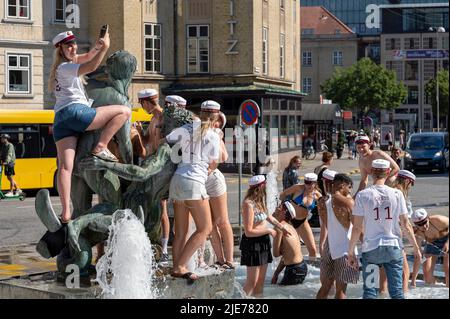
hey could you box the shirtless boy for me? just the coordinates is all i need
[355,135,399,193]
[271,203,307,285]
[411,208,449,287]
[317,174,359,299]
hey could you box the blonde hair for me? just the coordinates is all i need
[48,48,66,92]
[244,184,267,213]
[193,111,220,141]
[392,177,411,199]
[47,46,86,93]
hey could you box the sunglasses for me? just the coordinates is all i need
[304,180,316,185]
[414,218,428,227]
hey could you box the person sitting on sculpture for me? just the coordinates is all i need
[49,29,131,223]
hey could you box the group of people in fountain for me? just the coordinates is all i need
[49,28,448,299]
[241,137,448,299]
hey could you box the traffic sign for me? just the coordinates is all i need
[240,99,260,126]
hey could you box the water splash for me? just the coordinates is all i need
[95,209,158,299]
[265,170,279,214]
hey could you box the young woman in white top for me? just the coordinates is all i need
[166,100,222,282]
[207,112,235,269]
[49,30,131,223]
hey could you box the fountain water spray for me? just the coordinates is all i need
[96,209,158,299]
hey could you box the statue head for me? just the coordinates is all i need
[106,50,137,97]
[162,104,195,136]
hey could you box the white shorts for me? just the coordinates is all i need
[169,174,209,201]
[205,169,227,198]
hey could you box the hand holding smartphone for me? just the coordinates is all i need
[99,24,109,38]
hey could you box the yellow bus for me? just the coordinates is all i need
[0,108,151,191]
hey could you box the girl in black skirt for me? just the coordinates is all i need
[240,175,278,297]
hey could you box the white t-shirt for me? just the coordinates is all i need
[54,62,89,113]
[166,121,221,184]
[353,185,407,253]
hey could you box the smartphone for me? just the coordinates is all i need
[99,24,109,38]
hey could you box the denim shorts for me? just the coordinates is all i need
[53,103,96,142]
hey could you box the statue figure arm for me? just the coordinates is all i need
[80,143,172,182]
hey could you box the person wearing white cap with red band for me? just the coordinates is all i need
[376,168,417,295]
[348,158,422,299]
[410,208,449,288]
[165,99,223,283]
[165,95,187,108]
[279,172,321,259]
[240,174,292,296]
[355,134,400,195]
[205,110,234,270]
[271,200,307,286]
[49,27,132,223]
[317,173,359,299]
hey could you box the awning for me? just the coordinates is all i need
[302,103,343,123]
[162,83,307,100]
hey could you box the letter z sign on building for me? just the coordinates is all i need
[240,99,260,126]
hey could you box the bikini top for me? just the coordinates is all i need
[250,201,268,223]
[292,191,317,212]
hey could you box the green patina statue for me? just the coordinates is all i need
[35,51,193,277]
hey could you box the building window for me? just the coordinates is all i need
[187,25,209,73]
[262,28,268,75]
[144,23,162,73]
[302,52,312,66]
[333,51,343,66]
[6,0,30,19]
[405,61,419,81]
[301,28,314,35]
[7,53,31,94]
[407,86,419,105]
[302,77,312,94]
[280,34,285,78]
[54,0,76,22]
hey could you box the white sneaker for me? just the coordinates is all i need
[4,191,14,197]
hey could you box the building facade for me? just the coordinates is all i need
[380,3,449,132]
[300,6,358,103]
[0,0,304,168]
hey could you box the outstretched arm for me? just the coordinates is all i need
[79,143,172,182]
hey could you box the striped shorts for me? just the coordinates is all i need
[320,240,359,284]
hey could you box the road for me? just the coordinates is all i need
[0,170,448,247]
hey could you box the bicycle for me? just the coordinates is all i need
[303,145,316,160]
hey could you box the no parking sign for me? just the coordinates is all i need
[239,100,260,126]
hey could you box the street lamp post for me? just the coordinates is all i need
[429,26,446,132]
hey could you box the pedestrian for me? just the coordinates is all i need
[354,135,399,193]
[314,151,333,195]
[207,112,235,270]
[399,130,406,150]
[0,134,22,196]
[271,202,308,286]
[282,155,302,190]
[390,146,404,170]
[385,129,393,151]
[373,128,380,148]
[348,159,422,299]
[240,175,277,297]
[280,173,321,258]
[317,174,359,299]
[166,100,221,283]
[49,29,131,223]
[410,208,449,288]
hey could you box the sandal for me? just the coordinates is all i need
[171,271,198,285]
[91,148,119,162]
[223,261,235,270]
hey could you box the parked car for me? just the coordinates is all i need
[404,132,449,173]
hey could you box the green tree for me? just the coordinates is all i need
[321,58,407,127]
[425,69,449,117]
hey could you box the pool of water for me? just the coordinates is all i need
[231,258,449,299]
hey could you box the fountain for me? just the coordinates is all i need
[96,209,157,299]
